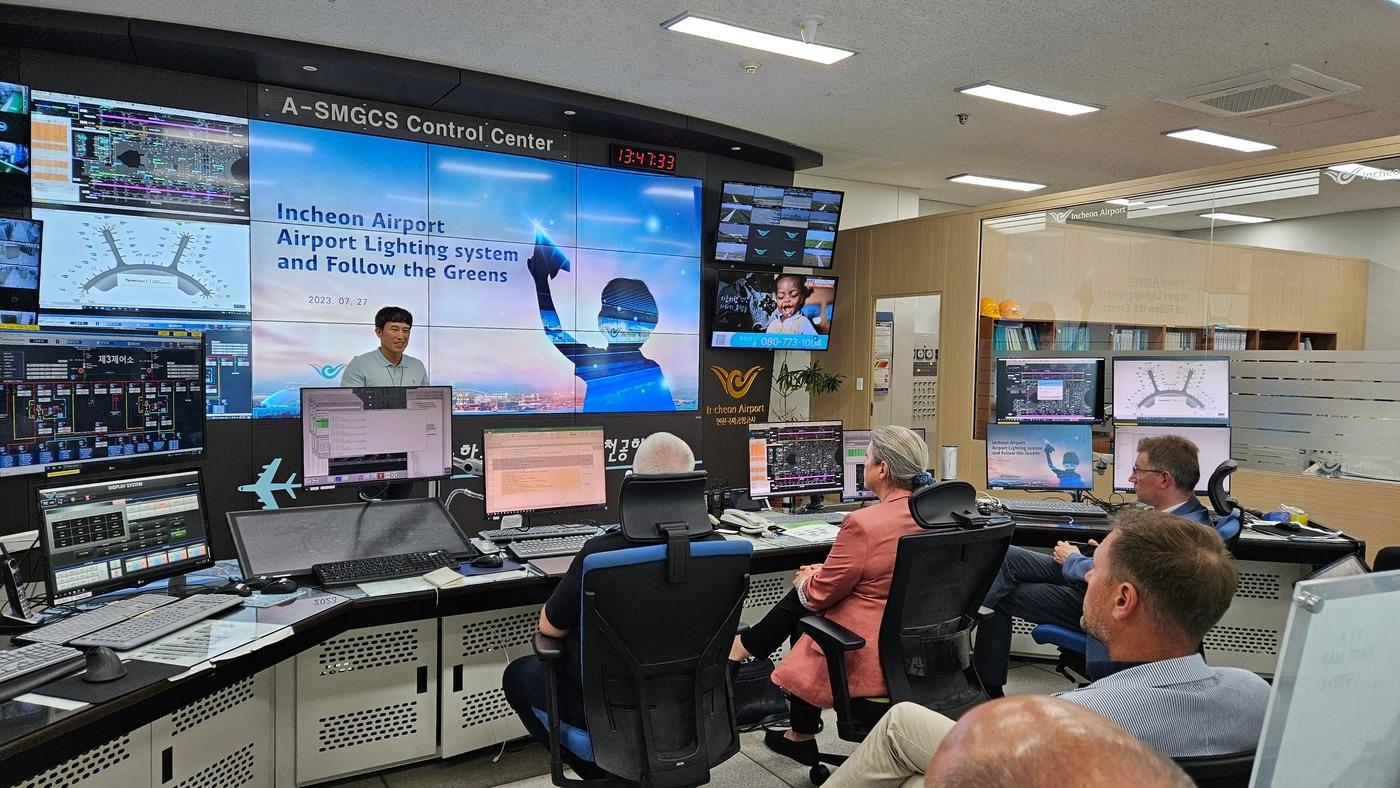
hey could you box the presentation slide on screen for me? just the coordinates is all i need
[20,89,703,419]
[986,424,1094,490]
[246,121,702,416]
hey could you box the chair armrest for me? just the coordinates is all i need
[534,631,565,661]
[797,616,866,652]
[797,615,865,738]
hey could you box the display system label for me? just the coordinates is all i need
[258,86,572,162]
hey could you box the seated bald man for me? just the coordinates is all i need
[821,509,1268,787]
[924,695,1191,788]
[500,432,722,777]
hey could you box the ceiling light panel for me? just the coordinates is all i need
[1164,127,1276,152]
[948,174,1046,192]
[956,82,1101,115]
[1123,171,1318,218]
[661,13,856,64]
[1200,212,1272,223]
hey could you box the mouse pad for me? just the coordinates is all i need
[35,659,188,704]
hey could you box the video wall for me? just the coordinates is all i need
[21,89,703,419]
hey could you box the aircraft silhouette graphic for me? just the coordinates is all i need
[238,457,302,510]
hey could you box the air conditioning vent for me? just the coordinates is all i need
[1157,64,1360,117]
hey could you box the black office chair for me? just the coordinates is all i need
[797,521,1016,784]
[1373,546,1400,573]
[1173,750,1256,788]
[532,472,753,787]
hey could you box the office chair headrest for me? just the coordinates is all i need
[909,480,976,528]
[1207,460,1240,516]
[618,471,713,543]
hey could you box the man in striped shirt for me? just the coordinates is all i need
[821,510,1270,787]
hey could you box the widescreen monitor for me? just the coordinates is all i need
[300,386,453,488]
[712,270,838,351]
[986,423,1094,491]
[996,357,1105,423]
[1113,355,1230,425]
[36,468,213,604]
[842,427,926,502]
[714,181,843,268]
[0,217,41,326]
[1113,424,1231,495]
[748,420,844,498]
[0,328,205,477]
[483,426,606,517]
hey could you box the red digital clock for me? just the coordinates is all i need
[610,143,678,173]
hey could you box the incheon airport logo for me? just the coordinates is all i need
[1324,164,1400,185]
[309,363,348,380]
[710,365,764,399]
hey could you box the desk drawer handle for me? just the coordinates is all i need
[161,746,173,783]
[417,665,429,694]
[452,664,463,693]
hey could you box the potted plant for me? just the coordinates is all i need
[771,358,846,422]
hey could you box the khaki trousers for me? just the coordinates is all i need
[822,702,958,788]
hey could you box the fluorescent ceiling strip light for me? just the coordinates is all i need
[1107,198,1145,206]
[983,212,1048,233]
[661,13,856,64]
[1164,127,1276,153]
[1200,212,1272,223]
[948,173,1046,192]
[1124,170,1317,218]
[956,82,1100,115]
[1328,163,1400,181]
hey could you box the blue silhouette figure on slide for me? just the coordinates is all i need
[527,229,674,412]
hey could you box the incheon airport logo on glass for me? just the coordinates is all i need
[1325,164,1400,185]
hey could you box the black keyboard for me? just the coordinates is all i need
[480,524,600,544]
[312,551,460,586]
[1002,499,1109,519]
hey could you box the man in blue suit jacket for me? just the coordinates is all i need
[974,435,1211,697]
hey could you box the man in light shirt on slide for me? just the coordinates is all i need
[341,305,427,388]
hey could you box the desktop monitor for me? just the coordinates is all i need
[300,386,453,488]
[995,357,1105,423]
[1113,424,1231,495]
[842,427,927,502]
[0,217,41,326]
[714,181,843,269]
[1112,355,1230,425]
[36,468,214,604]
[711,270,838,351]
[483,426,606,518]
[985,423,1094,491]
[0,328,206,477]
[747,420,844,498]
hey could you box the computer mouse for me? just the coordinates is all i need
[472,553,504,568]
[82,646,128,683]
[229,582,254,597]
[261,577,298,594]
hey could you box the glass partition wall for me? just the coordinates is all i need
[978,156,1400,486]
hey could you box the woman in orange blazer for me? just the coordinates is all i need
[730,425,932,765]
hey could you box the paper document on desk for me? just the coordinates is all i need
[357,577,434,596]
[778,522,841,543]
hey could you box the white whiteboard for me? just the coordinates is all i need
[1251,569,1400,787]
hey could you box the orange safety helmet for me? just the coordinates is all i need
[998,299,1023,319]
[979,297,1001,318]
